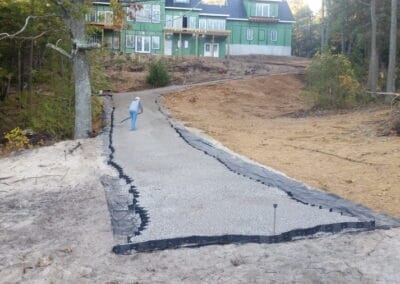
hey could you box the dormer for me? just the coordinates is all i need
[244,0,280,22]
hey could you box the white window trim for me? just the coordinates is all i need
[135,36,151,53]
[127,4,161,23]
[125,34,135,49]
[271,30,278,42]
[255,3,270,17]
[152,36,160,49]
[97,10,113,25]
[246,28,254,41]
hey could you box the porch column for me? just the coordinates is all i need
[179,32,182,57]
[195,33,199,57]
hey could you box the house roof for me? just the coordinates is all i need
[165,0,247,19]
[165,0,294,21]
[93,1,295,22]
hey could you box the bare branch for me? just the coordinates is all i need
[13,30,52,41]
[46,43,72,59]
[0,15,57,41]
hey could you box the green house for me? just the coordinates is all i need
[89,0,295,58]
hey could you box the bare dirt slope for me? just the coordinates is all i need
[164,74,400,218]
[0,139,400,282]
[106,54,309,92]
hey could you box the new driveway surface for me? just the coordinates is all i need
[109,86,373,249]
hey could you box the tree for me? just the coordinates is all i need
[288,0,320,57]
[48,0,96,139]
[367,0,378,92]
[386,0,397,93]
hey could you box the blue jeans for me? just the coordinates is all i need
[130,111,138,130]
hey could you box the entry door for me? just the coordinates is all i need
[164,39,172,55]
[204,43,219,58]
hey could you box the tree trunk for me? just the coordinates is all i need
[386,0,397,93]
[17,41,22,92]
[321,0,325,52]
[367,0,378,92]
[72,50,92,139]
[325,0,331,48]
[63,1,93,139]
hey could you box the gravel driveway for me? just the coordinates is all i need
[111,86,377,251]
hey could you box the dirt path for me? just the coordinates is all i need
[164,74,400,218]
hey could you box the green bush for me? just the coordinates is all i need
[146,60,171,87]
[303,53,361,108]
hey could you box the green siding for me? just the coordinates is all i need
[227,21,292,47]
[91,1,293,57]
[243,0,279,17]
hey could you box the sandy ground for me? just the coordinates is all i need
[1,123,400,282]
[164,74,400,218]
[0,139,400,283]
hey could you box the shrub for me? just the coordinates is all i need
[146,60,171,87]
[4,127,30,151]
[303,53,361,108]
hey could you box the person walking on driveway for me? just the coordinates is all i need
[129,97,143,130]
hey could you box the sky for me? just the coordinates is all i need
[305,0,322,13]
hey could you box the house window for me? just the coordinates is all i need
[174,0,190,3]
[136,36,151,53]
[173,15,182,28]
[207,19,225,30]
[97,11,113,25]
[189,16,197,28]
[135,4,151,22]
[199,18,226,31]
[199,18,206,30]
[166,15,173,27]
[127,4,160,23]
[255,3,270,17]
[86,10,96,22]
[152,5,160,23]
[246,29,254,41]
[126,34,135,48]
[271,30,278,42]
[152,36,160,49]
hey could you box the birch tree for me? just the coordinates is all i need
[386,0,397,93]
[367,0,378,92]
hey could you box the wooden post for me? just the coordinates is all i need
[179,32,182,57]
[195,32,199,57]
[212,35,215,57]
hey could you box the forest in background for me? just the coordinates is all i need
[290,0,399,91]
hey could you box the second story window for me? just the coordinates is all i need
[189,16,197,29]
[97,11,113,25]
[199,18,226,31]
[255,3,270,17]
[128,4,161,23]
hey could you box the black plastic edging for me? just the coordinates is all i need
[155,97,400,229]
[105,102,149,236]
[112,221,375,254]
[109,93,397,255]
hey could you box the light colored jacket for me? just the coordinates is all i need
[129,99,143,114]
